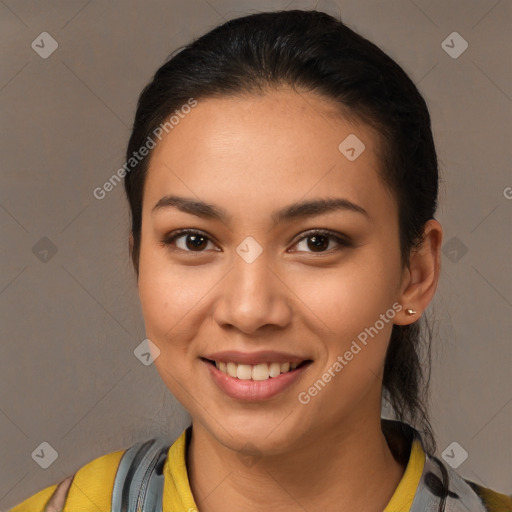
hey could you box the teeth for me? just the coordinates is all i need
[269,362,281,378]
[252,363,270,381]
[213,360,303,380]
[236,364,252,380]
[226,362,238,378]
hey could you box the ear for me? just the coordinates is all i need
[394,219,443,325]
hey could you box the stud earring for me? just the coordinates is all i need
[405,308,417,315]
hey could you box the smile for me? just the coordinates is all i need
[202,357,313,401]
[208,360,309,381]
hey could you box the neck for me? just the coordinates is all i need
[187,415,407,512]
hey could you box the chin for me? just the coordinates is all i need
[199,409,311,455]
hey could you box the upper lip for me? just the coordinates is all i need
[203,350,310,365]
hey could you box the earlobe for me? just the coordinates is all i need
[395,219,443,325]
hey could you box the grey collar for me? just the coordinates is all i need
[409,428,487,512]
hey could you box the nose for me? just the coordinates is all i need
[212,251,292,334]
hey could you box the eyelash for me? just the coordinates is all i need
[160,228,352,254]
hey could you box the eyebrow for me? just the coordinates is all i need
[151,194,369,226]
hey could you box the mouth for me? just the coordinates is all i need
[201,358,312,381]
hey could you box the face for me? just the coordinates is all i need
[136,88,409,454]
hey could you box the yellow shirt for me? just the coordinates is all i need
[9,429,425,512]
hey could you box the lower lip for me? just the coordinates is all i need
[204,360,311,402]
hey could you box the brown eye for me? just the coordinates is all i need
[182,233,209,251]
[305,234,330,252]
[162,230,217,252]
[292,230,351,253]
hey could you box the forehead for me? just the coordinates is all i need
[143,88,394,219]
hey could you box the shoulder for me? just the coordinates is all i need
[419,451,512,512]
[464,480,512,512]
[383,420,511,512]
[8,447,126,512]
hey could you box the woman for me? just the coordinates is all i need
[10,9,511,512]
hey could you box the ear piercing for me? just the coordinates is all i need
[405,308,417,315]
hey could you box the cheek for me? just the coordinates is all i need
[293,268,399,413]
[136,249,211,402]
[290,253,401,337]
[289,250,402,404]
[137,245,217,341]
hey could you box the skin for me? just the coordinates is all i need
[132,87,443,511]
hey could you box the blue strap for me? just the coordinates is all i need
[111,437,173,512]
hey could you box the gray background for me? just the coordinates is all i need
[1,0,511,508]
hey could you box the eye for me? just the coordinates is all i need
[161,228,351,254]
[291,229,351,253]
[161,229,218,252]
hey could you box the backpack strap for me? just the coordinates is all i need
[410,453,489,512]
[111,437,173,512]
